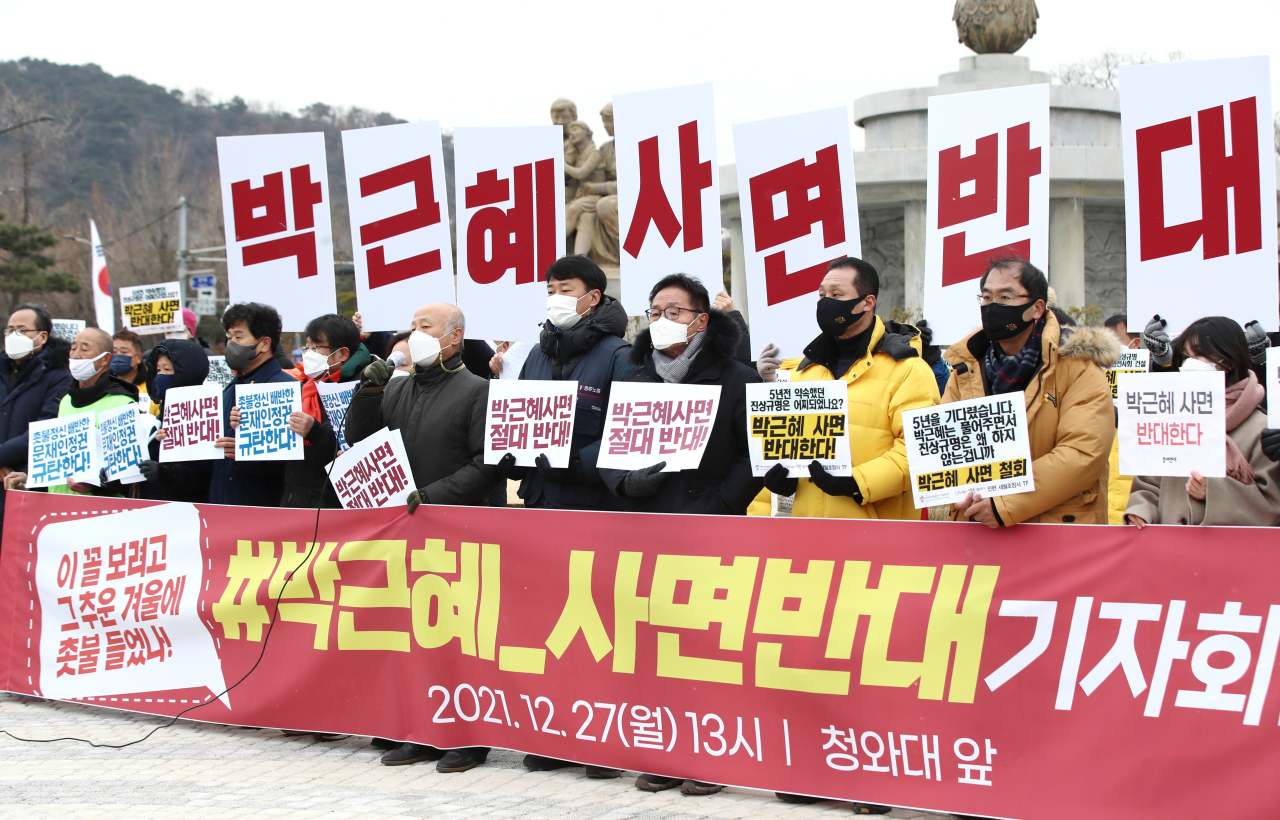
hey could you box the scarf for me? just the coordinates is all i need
[1224,370,1265,484]
[299,372,332,448]
[983,316,1045,395]
[652,329,707,384]
[834,324,873,377]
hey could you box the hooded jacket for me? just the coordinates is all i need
[141,340,211,504]
[49,372,140,496]
[599,310,763,515]
[943,314,1119,525]
[783,316,941,520]
[0,342,71,515]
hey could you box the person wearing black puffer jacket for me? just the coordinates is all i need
[137,339,212,503]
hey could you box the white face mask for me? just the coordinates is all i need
[5,332,35,360]
[165,330,190,340]
[302,349,333,380]
[70,351,107,382]
[408,330,442,368]
[547,292,591,330]
[650,316,699,351]
[1180,356,1221,372]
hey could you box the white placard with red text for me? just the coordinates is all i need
[615,83,722,316]
[327,427,415,510]
[483,379,578,468]
[1117,371,1226,477]
[342,121,454,331]
[733,107,861,359]
[596,381,722,473]
[159,384,224,463]
[924,84,1050,344]
[454,126,564,343]
[1121,57,1277,336]
[217,132,337,331]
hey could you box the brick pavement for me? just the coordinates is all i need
[0,694,959,820]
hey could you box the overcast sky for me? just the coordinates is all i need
[5,0,1278,161]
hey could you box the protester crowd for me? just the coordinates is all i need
[2,252,1278,811]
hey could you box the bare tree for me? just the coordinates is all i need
[1053,49,1190,90]
[0,85,80,225]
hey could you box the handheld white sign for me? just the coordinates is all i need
[26,413,100,489]
[204,356,235,390]
[1106,349,1151,404]
[119,282,183,335]
[903,394,1034,509]
[159,384,223,463]
[327,427,415,509]
[483,379,577,467]
[745,381,851,477]
[596,381,721,473]
[316,380,358,453]
[51,319,86,343]
[99,403,146,482]
[234,381,303,462]
[1118,371,1226,477]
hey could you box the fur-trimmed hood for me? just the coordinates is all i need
[1057,325,1122,369]
[629,308,742,367]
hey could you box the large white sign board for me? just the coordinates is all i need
[615,83,722,316]
[483,379,577,468]
[745,381,852,477]
[454,126,564,343]
[1122,57,1277,336]
[217,132,338,331]
[733,107,861,359]
[924,84,1050,344]
[342,121,454,331]
[1117,371,1226,477]
[597,381,721,473]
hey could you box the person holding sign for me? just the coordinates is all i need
[137,340,212,503]
[110,329,148,387]
[0,304,71,515]
[759,258,939,521]
[943,257,1117,527]
[209,303,300,506]
[1125,318,1280,527]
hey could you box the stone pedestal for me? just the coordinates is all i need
[1049,198,1085,309]
[728,217,748,319]
[903,201,927,318]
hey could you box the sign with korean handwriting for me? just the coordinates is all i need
[484,379,577,467]
[745,381,851,477]
[733,107,861,359]
[1118,371,1226,477]
[217,132,338,331]
[204,356,235,389]
[327,427,415,509]
[36,503,228,707]
[27,413,100,489]
[159,384,223,463]
[903,394,1034,509]
[51,319,85,342]
[316,380,357,453]
[615,83,722,316]
[597,381,721,473]
[342,121,454,331]
[924,84,1049,344]
[99,403,145,482]
[119,282,183,335]
[1106,349,1151,402]
[1122,57,1277,336]
[454,126,564,343]
[235,381,303,462]
[1268,348,1280,428]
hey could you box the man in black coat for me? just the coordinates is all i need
[600,273,764,517]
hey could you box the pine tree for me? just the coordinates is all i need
[0,212,79,314]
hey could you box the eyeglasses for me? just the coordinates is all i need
[977,294,1033,307]
[301,343,332,354]
[645,306,701,322]
[5,327,38,337]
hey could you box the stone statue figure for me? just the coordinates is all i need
[551,98,580,202]
[953,0,1039,54]
[564,102,619,266]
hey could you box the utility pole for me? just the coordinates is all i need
[176,196,188,307]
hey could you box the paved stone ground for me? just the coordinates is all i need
[0,694,959,820]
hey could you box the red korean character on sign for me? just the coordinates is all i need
[230,164,324,279]
[749,145,847,305]
[464,160,558,285]
[358,155,443,288]
[1135,97,1262,262]
[937,123,1040,286]
[623,121,713,258]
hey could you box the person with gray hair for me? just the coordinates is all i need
[344,301,511,774]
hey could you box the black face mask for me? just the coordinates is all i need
[223,340,261,373]
[981,301,1040,341]
[816,295,868,337]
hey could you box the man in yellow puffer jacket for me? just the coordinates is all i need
[758,257,940,519]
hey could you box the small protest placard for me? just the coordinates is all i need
[98,403,145,482]
[205,356,235,389]
[745,381,851,477]
[484,379,577,467]
[1106,349,1150,402]
[1268,348,1280,428]
[316,381,357,453]
[903,394,1034,509]
[119,282,183,335]
[159,384,223,462]
[51,319,85,343]
[497,342,532,381]
[235,382,303,462]
[596,382,721,473]
[27,413,100,489]
[327,427,415,509]
[1118,371,1225,477]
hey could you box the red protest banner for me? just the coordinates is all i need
[1,490,1277,819]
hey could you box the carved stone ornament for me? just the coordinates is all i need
[953,0,1039,54]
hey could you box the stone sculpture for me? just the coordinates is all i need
[953,0,1039,54]
[564,102,619,266]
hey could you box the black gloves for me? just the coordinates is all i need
[535,452,581,484]
[763,463,798,496]
[363,359,394,389]
[407,488,426,514]
[138,460,161,482]
[807,460,863,503]
[622,462,669,498]
[1245,321,1270,366]
[1261,428,1280,463]
[490,452,519,481]
[1143,315,1173,367]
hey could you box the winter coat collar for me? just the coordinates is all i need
[68,373,140,408]
[541,295,628,362]
[797,316,921,376]
[629,309,742,383]
[339,343,372,382]
[945,313,1121,375]
[412,354,466,387]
